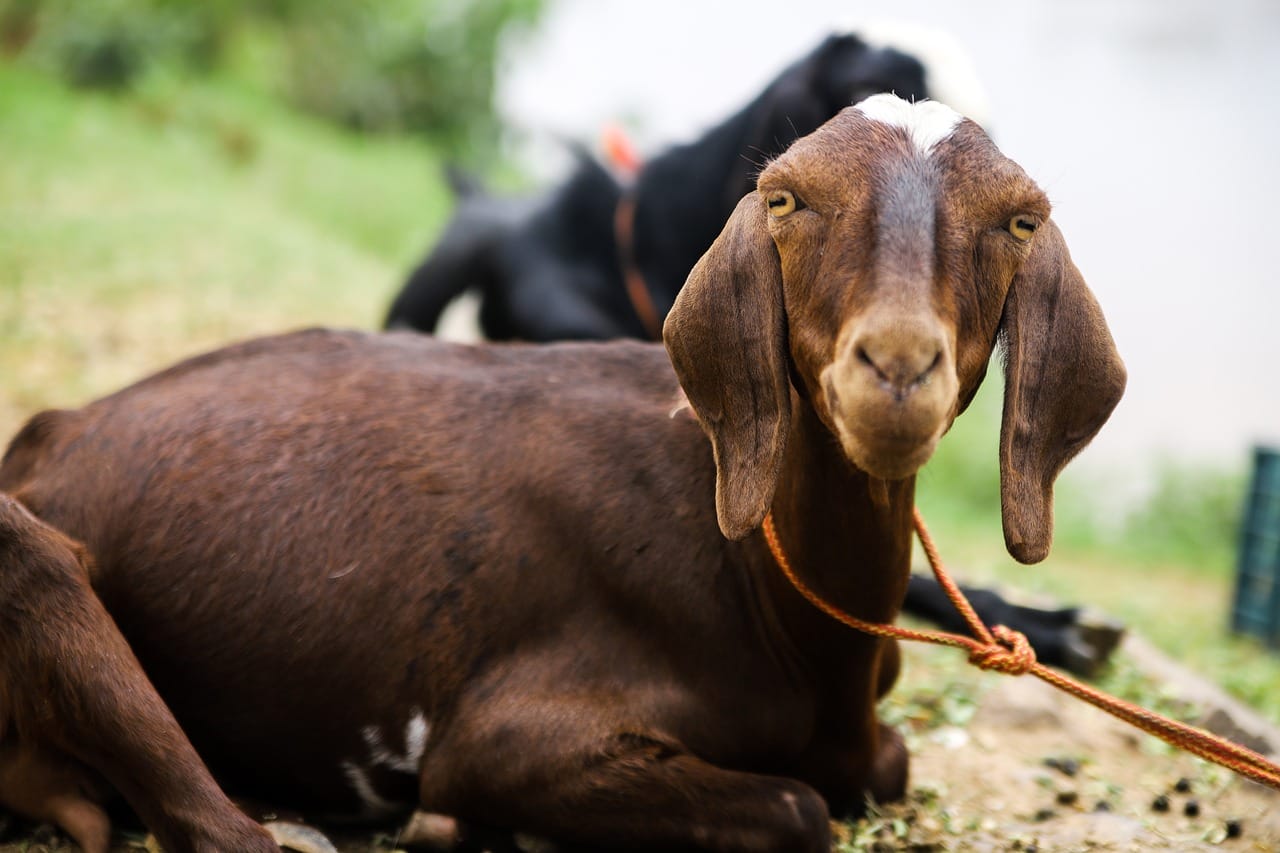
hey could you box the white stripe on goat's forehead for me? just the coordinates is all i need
[854,95,963,155]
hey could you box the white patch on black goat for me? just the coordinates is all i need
[434,290,485,343]
[852,21,992,129]
[855,94,963,155]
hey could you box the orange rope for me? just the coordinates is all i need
[761,509,1280,791]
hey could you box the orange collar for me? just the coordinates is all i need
[613,195,664,341]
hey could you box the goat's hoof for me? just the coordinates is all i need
[1063,611,1127,679]
[869,723,909,804]
[263,820,339,853]
[398,810,460,849]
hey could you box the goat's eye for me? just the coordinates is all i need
[1007,215,1038,241]
[765,190,798,218]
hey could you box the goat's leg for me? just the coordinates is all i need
[787,641,907,821]
[0,495,276,853]
[791,713,908,820]
[0,743,110,853]
[424,716,832,853]
[504,750,830,853]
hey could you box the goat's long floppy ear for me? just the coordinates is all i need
[1000,220,1126,564]
[664,194,790,540]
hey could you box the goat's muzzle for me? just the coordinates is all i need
[822,313,958,480]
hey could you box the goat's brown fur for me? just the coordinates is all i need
[0,98,1123,851]
[0,495,276,852]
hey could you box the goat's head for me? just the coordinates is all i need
[762,34,929,137]
[665,94,1126,564]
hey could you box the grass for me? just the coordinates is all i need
[2,55,1277,730]
[0,61,448,440]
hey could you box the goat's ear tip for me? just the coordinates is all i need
[715,490,767,541]
[717,512,759,542]
[1004,533,1050,565]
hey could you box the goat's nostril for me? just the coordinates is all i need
[915,351,942,386]
[856,346,888,383]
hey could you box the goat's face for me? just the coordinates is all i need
[756,98,1050,482]
[665,95,1126,563]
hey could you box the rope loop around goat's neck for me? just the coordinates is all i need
[759,509,1280,791]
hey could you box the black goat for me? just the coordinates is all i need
[386,32,936,340]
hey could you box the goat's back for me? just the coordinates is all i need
[0,328,773,813]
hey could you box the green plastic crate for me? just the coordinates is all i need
[1232,446,1280,647]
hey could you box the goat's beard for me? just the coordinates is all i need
[838,426,945,481]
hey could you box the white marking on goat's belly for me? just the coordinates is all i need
[340,761,402,817]
[342,709,431,816]
[854,93,963,155]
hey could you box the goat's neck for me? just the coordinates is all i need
[757,400,915,653]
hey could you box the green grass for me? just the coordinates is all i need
[2,58,1278,731]
[0,61,448,438]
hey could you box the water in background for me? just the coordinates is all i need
[494,0,1280,484]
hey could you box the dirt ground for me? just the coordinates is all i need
[3,641,1278,853]
[845,670,1280,852]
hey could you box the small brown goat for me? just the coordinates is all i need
[0,95,1124,851]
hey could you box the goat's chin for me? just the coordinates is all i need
[836,424,944,481]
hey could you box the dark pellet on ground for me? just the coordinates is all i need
[1093,800,1112,813]
[1056,790,1079,806]
[1183,799,1200,818]
[1033,808,1056,822]
[1225,819,1243,839]
[1174,777,1192,794]
[1043,756,1079,777]
[1152,794,1170,813]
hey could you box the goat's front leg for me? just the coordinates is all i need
[791,640,908,820]
[0,496,277,853]
[423,704,831,853]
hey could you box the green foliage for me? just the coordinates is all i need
[2,0,544,160]
[1115,459,1245,571]
[4,0,230,87]
[264,0,542,155]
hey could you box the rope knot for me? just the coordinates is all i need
[968,625,1036,675]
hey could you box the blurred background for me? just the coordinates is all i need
[1,0,1277,717]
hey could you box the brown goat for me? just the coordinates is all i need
[0,95,1124,851]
